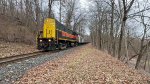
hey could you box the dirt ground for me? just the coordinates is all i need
[0,41,38,58]
[15,44,150,84]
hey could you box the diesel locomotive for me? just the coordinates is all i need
[37,18,79,50]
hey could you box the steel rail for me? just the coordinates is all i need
[0,51,45,64]
[0,43,87,65]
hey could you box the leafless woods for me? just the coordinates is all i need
[0,0,87,44]
[89,0,150,71]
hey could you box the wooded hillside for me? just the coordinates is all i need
[0,0,87,44]
[89,0,150,71]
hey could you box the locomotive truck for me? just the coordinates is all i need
[37,18,79,51]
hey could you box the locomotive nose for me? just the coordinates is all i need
[38,39,48,50]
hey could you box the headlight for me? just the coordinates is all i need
[40,40,42,42]
[48,39,51,42]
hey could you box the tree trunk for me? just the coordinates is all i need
[118,19,126,59]
[109,0,114,55]
[135,19,147,69]
[48,0,53,18]
[59,0,62,23]
[34,0,40,30]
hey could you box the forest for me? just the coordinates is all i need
[0,0,150,72]
[89,0,150,71]
[0,0,87,44]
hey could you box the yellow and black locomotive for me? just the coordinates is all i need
[37,18,79,50]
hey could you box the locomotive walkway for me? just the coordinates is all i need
[15,44,150,84]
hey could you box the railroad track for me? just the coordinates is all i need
[0,43,88,65]
[0,51,47,64]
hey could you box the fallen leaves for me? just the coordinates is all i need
[15,44,150,84]
[0,41,39,58]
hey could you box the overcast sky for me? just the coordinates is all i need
[80,0,89,9]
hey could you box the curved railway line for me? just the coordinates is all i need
[0,43,88,65]
[0,51,56,65]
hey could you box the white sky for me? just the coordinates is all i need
[80,0,89,9]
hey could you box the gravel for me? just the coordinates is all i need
[0,48,74,84]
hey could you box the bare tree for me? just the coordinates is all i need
[118,0,135,60]
[64,0,76,28]
[110,0,115,55]
[34,0,40,30]
[135,13,148,69]
[48,0,54,18]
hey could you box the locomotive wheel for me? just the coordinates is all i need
[59,43,67,50]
